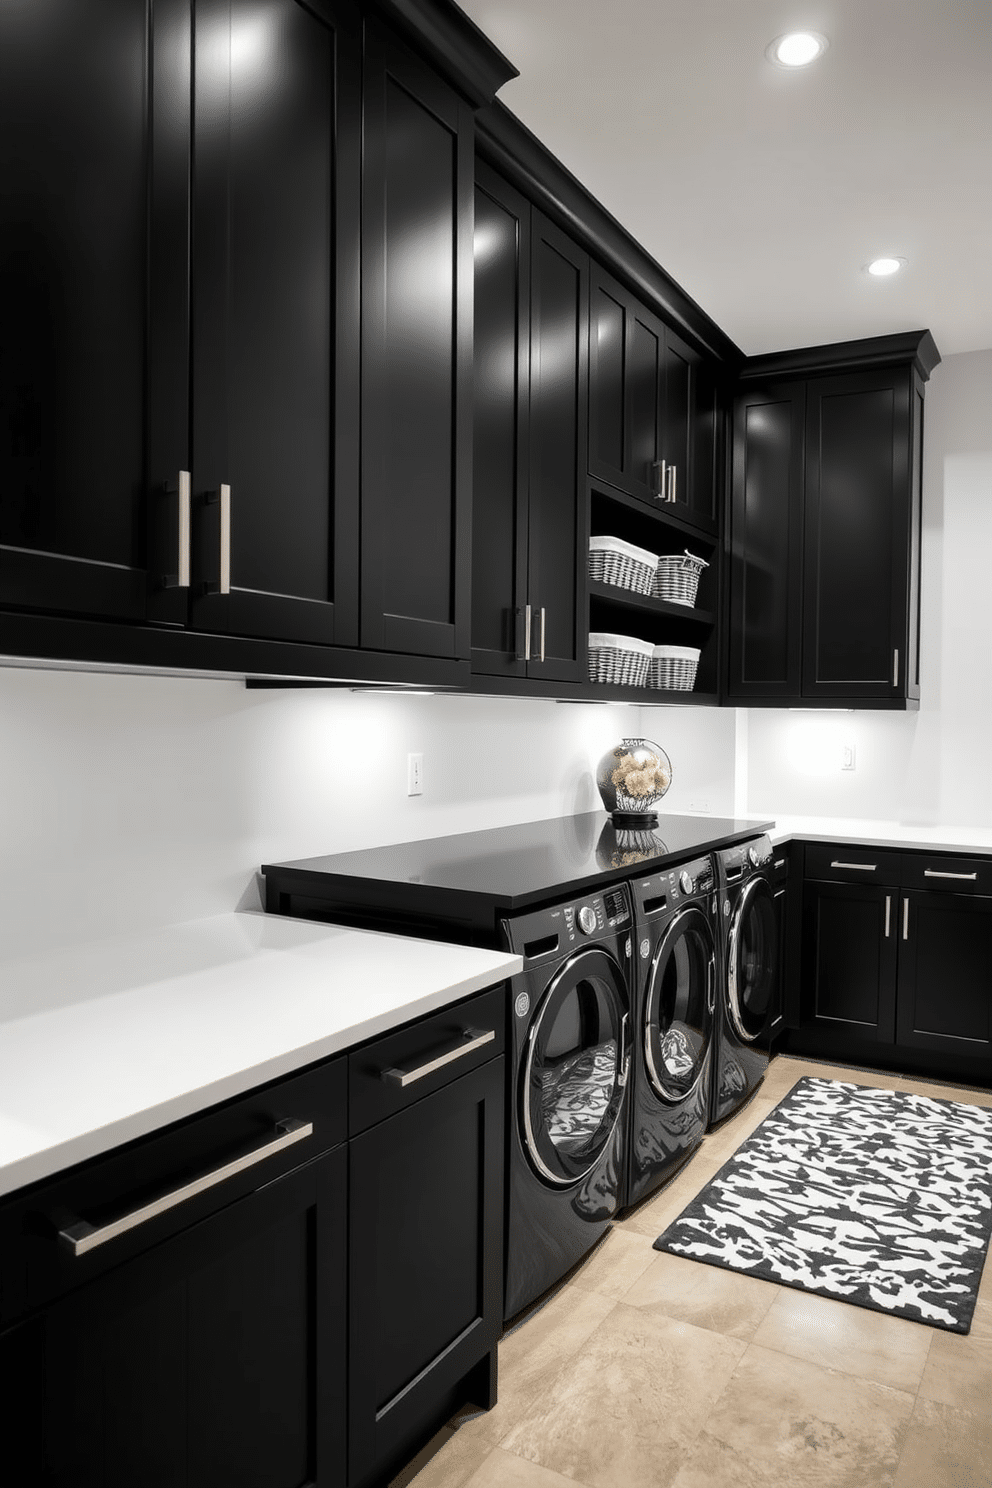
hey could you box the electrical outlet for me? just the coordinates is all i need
[687,801,710,814]
[842,743,856,771]
[407,753,423,796]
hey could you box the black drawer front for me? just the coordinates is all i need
[349,984,506,1136]
[900,853,992,895]
[0,1057,346,1325]
[803,843,903,884]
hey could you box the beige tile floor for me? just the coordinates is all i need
[394,1055,992,1488]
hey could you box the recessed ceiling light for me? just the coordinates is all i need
[766,31,829,68]
[866,257,908,276]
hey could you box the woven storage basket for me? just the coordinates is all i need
[648,644,700,691]
[588,632,654,687]
[653,550,709,607]
[589,536,657,597]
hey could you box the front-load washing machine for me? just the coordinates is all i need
[711,835,778,1126]
[626,855,718,1209]
[501,882,633,1320]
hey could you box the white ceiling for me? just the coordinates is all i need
[460,0,992,358]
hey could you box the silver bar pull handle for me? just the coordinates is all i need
[774,858,786,870]
[903,897,909,940]
[382,1027,496,1088]
[893,649,899,687]
[539,607,546,662]
[162,471,191,589]
[884,894,891,938]
[203,484,232,594]
[924,869,978,881]
[668,464,677,503]
[653,459,667,500]
[178,470,191,588]
[524,604,532,662]
[58,1118,313,1257]
[830,861,877,872]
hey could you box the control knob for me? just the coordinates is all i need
[747,845,760,868]
[577,904,598,935]
[679,870,693,895]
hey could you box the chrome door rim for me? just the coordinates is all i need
[643,905,714,1103]
[727,876,775,1043]
[521,946,628,1188]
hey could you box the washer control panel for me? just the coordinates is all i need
[719,835,774,880]
[630,855,715,913]
[577,904,598,935]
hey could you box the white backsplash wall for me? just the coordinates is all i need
[744,348,992,826]
[0,667,736,961]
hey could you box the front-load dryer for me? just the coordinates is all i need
[626,856,718,1209]
[711,835,778,1126]
[501,883,633,1321]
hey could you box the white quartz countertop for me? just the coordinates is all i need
[767,816,992,857]
[0,913,521,1199]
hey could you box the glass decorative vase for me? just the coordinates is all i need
[595,737,673,827]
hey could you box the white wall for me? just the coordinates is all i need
[0,666,736,962]
[743,348,992,825]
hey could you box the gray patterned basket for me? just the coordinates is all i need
[653,550,709,607]
[648,644,700,691]
[589,536,657,597]
[588,632,654,687]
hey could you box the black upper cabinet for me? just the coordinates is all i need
[588,266,720,531]
[361,24,474,659]
[527,213,588,681]
[0,0,363,651]
[728,382,805,699]
[471,166,529,676]
[728,333,938,707]
[0,0,159,623]
[182,0,362,649]
[802,370,916,701]
[470,165,586,682]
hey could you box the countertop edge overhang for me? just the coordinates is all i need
[0,913,521,1201]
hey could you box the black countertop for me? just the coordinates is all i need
[263,812,774,939]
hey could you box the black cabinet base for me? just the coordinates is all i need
[350,1346,498,1488]
[779,1028,991,1093]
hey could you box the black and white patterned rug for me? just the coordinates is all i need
[653,1076,992,1333]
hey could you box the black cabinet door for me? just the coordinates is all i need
[185,0,361,647]
[802,368,912,700]
[526,212,587,682]
[471,165,530,677]
[361,25,473,659]
[588,269,664,504]
[660,327,692,508]
[0,0,179,625]
[896,891,992,1060]
[801,880,898,1043]
[728,382,805,699]
[2,1151,347,1488]
[348,1058,504,1486]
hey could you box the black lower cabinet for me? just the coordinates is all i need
[1,1151,347,1488]
[793,845,992,1081]
[896,891,992,1058]
[801,880,898,1044]
[348,1034,504,1487]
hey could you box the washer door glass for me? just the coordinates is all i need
[728,877,778,1042]
[522,946,628,1187]
[644,905,714,1102]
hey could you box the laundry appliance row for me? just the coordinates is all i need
[262,812,780,1323]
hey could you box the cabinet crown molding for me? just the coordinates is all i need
[739,329,942,384]
[369,0,518,106]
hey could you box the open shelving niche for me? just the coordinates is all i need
[586,481,720,705]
